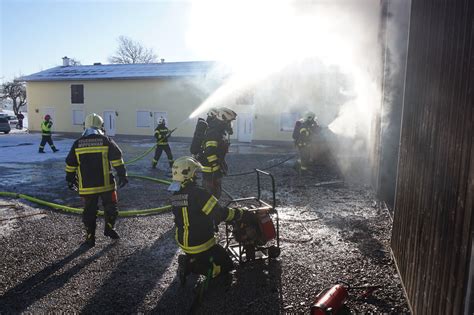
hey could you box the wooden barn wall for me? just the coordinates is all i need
[377,0,410,209]
[390,0,474,314]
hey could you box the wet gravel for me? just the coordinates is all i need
[0,136,410,314]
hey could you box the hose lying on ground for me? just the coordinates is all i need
[227,155,296,177]
[124,144,157,165]
[0,173,174,217]
[128,173,171,185]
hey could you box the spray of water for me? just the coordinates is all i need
[187,0,382,133]
[186,0,386,181]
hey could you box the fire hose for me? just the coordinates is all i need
[227,155,296,177]
[124,127,177,165]
[0,174,173,217]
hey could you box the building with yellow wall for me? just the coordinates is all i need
[20,59,340,143]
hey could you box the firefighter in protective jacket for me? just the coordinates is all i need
[293,111,320,172]
[152,117,174,170]
[169,156,246,284]
[200,107,237,198]
[39,114,59,153]
[65,113,128,247]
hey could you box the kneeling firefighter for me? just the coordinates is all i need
[168,156,247,284]
[65,113,128,247]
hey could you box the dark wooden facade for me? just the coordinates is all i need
[391,0,474,314]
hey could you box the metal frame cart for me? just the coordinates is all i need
[223,169,280,263]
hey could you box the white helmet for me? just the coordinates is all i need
[216,107,237,122]
[207,107,219,118]
[303,111,315,122]
[158,116,166,125]
[171,156,202,182]
[84,113,104,129]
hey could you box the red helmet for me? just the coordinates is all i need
[44,114,51,121]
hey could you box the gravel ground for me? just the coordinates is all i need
[0,134,410,314]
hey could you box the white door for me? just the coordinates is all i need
[103,111,116,136]
[41,108,56,130]
[237,113,253,142]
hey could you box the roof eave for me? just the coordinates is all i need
[20,75,208,82]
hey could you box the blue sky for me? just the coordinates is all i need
[0,0,203,82]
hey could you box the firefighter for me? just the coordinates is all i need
[200,107,237,198]
[169,156,246,285]
[293,111,320,173]
[38,114,59,153]
[152,117,174,170]
[65,113,128,247]
[190,107,219,158]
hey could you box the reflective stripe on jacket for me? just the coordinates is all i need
[65,134,126,196]
[171,181,238,254]
[154,126,169,145]
[201,129,227,175]
[41,120,52,136]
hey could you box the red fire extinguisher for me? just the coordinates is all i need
[311,284,349,315]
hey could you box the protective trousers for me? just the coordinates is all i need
[82,191,118,235]
[298,145,311,171]
[152,145,174,168]
[39,135,57,152]
[202,174,222,199]
[186,244,233,278]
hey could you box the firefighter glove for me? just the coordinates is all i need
[66,173,78,191]
[118,176,128,188]
[230,207,246,223]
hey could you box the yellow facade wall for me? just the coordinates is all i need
[26,79,207,138]
[26,79,298,142]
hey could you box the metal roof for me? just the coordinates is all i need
[19,61,216,82]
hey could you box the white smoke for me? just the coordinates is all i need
[187,0,382,139]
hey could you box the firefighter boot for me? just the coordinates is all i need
[177,254,191,286]
[152,160,157,169]
[52,147,59,153]
[84,228,96,247]
[39,148,45,153]
[104,223,120,239]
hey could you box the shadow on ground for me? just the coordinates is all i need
[0,244,113,313]
[80,229,177,314]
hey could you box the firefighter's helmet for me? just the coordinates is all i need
[216,107,237,122]
[207,107,219,118]
[158,116,166,125]
[304,111,316,122]
[44,114,51,121]
[171,156,202,182]
[84,113,104,130]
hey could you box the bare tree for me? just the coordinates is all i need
[1,80,27,115]
[108,36,158,64]
[70,58,82,66]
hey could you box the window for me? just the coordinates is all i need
[136,110,152,128]
[72,109,84,125]
[280,112,299,132]
[71,85,84,104]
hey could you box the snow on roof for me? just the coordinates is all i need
[19,61,216,82]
